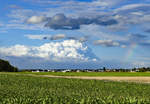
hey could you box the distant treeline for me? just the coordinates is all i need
[0,59,18,72]
[21,67,150,72]
[98,67,150,72]
[132,67,150,72]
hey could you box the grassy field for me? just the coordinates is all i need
[16,72,150,77]
[0,74,150,104]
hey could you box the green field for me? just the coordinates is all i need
[0,74,150,104]
[17,72,150,77]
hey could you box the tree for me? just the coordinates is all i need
[0,59,18,72]
[103,67,106,72]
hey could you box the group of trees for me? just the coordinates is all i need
[0,59,18,72]
[101,67,150,72]
[132,67,150,72]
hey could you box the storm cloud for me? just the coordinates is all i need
[45,13,118,30]
[26,13,118,30]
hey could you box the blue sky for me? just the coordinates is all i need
[1,0,150,69]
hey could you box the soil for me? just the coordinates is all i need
[2,73,150,83]
[39,75,150,83]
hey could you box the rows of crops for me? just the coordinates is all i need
[0,74,150,104]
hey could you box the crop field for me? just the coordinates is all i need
[0,74,150,104]
[18,72,150,77]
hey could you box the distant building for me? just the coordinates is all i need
[32,70,40,72]
[62,69,71,73]
[76,70,80,72]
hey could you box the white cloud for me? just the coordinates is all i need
[0,30,8,33]
[8,5,22,9]
[94,40,120,47]
[25,34,51,40]
[93,39,127,48]
[0,23,3,27]
[5,23,45,30]
[26,16,46,24]
[8,9,34,23]
[112,3,150,28]
[25,34,66,40]
[120,45,127,48]
[79,24,126,41]
[5,1,150,32]
[0,40,97,61]
[115,4,150,12]
[51,34,66,40]
[92,0,123,7]
[0,45,29,57]
[5,9,47,30]
[25,0,122,8]
[132,61,148,68]
[21,0,122,19]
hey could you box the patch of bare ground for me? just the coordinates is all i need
[1,73,150,83]
[40,75,150,83]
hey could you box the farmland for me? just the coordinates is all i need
[0,73,150,104]
[18,72,150,77]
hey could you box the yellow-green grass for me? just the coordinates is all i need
[13,72,150,77]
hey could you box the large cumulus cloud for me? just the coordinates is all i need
[0,40,98,61]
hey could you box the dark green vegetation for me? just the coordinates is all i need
[19,72,150,77]
[0,59,18,72]
[0,74,150,104]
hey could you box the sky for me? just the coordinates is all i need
[1,0,150,69]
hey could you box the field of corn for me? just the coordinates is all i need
[0,74,150,104]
